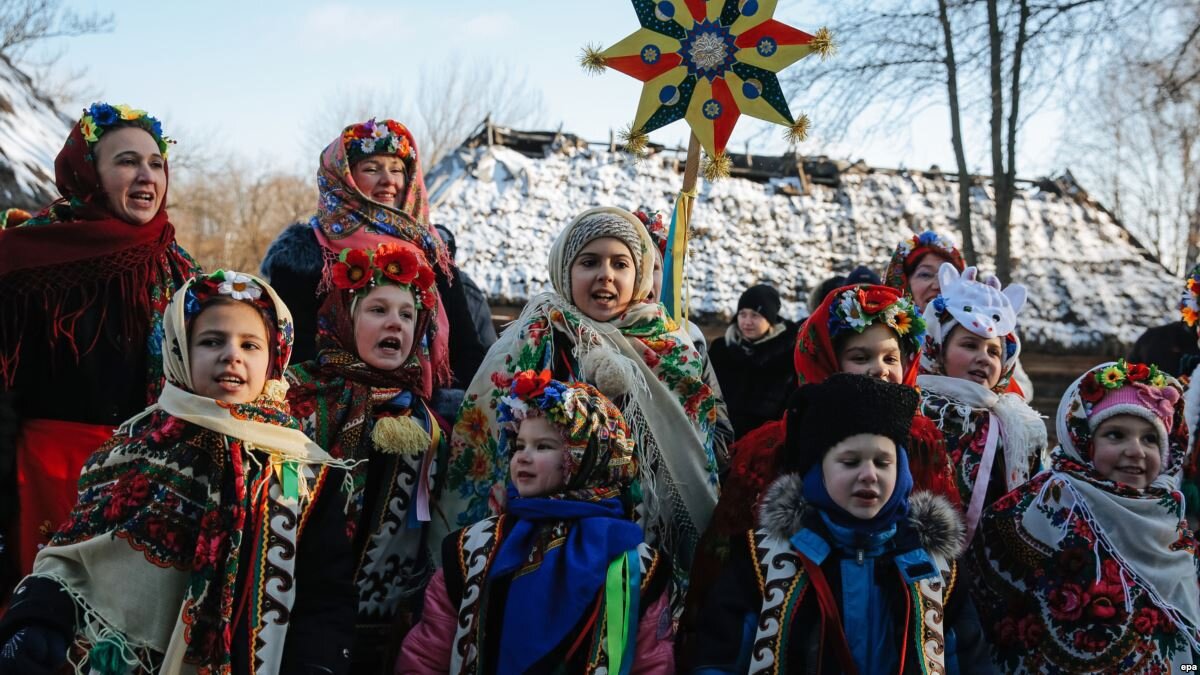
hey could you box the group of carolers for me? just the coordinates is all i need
[0,103,1197,675]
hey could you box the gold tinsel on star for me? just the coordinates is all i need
[619,125,649,158]
[785,114,811,145]
[703,151,732,181]
[580,43,608,75]
[811,27,836,60]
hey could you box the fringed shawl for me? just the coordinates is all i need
[971,366,1200,672]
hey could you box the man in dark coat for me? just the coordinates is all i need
[709,284,800,439]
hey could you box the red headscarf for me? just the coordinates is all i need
[0,114,196,387]
[309,120,452,392]
[794,284,923,387]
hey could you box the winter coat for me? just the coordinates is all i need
[459,269,498,347]
[709,321,800,439]
[1129,320,1200,377]
[690,475,993,675]
[397,517,676,674]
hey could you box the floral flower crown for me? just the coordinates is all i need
[828,286,925,355]
[898,230,958,267]
[79,102,170,157]
[1078,359,1170,404]
[1179,265,1200,329]
[496,369,575,432]
[184,270,269,321]
[331,242,437,308]
[633,209,668,257]
[342,118,415,166]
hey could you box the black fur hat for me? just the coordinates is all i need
[780,373,919,475]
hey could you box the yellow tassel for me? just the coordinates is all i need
[785,114,811,144]
[703,151,732,181]
[580,43,609,75]
[619,125,650,159]
[810,27,836,60]
[371,416,431,455]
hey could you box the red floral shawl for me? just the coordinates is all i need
[0,120,198,390]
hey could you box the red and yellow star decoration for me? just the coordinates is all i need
[583,0,833,178]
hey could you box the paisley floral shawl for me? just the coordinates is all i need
[971,365,1200,672]
[27,272,344,674]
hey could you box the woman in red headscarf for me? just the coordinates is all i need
[678,285,956,660]
[0,103,200,595]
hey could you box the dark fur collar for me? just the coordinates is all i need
[756,473,965,560]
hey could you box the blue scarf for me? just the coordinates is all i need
[490,486,643,674]
[802,446,913,534]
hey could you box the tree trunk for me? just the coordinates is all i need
[999,0,1030,283]
[988,0,1011,282]
[938,0,976,266]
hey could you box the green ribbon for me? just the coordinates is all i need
[87,637,129,675]
[604,549,642,675]
[281,460,299,499]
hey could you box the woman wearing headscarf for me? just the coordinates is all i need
[265,118,485,393]
[440,207,724,594]
[0,103,200,592]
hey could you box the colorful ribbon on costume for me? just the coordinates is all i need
[604,549,641,675]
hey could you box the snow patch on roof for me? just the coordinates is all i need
[0,56,70,210]
[429,144,1177,354]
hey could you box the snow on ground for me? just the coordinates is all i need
[0,56,70,210]
[428,143,1178,354]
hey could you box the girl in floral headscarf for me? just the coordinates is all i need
[440,207,724,595]
[0,103,200,590]
[301,118,485,389]
[972,361,1200,672]
[917,263,1045,544]
[285,241,446,674]
[400,371,674,674]
[0,271,355,675]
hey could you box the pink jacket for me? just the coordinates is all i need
[396,567,675,674]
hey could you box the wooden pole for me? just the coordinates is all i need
[681,133,701,196]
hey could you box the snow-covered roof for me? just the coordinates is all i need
[428,142,1179,354]
[0,55,70,210]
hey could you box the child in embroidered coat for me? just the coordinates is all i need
[285,241,445,674]
[971,361,1200,672]
[399,371,674,674]
[917,263,1046,543]
[684,286,956,649]
[0,271,355,675]
[691,373,990,674]
[440,207,725,590]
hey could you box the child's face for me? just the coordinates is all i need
[942,326,1003,389]
[908,253,948,311]
[510,415,568,498]
[570,237,637,322]
[353,285,417,371]
[821,433,898,520]
[1092,414,1162,489]
[837,323,905,383]
[189,302,271,404]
